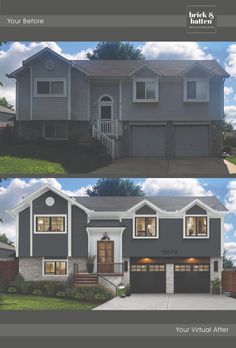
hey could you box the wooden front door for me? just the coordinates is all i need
[97,241,114,273]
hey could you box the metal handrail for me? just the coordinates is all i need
[92,125,115,160]
[98,274,118,296]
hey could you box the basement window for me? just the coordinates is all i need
[44,260,67,276]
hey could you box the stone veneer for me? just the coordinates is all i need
[210,257,223,293]
[166,264,174,294]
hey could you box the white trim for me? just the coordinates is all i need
[98,94,114,120]
[68,202,72,257]
[178,62,214,77]
[43,122,69,141]
[179,199,217,214]
[221,216,224,257]
[34,214,67,234]
[15,80,19,121]
[127,199,164,214]
[128,63,162,77]
[133,214,159,239]
[30,65,32,120]
[183,215,210,239]
[42,257,68,277]
[87,79,91,121]
[133,78,159,102]
[183,77,209,102]
[30,201,33,256]
[33,78,67,97]
[68,66,71,120]
[119,81,122,120]
[16,213,19,257]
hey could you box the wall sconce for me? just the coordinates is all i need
[101,232,110,240]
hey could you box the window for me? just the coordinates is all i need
[44,123,68,140]
[184,78,209,102]
[133,79,158,102]
[185,216,208,237]
[131,265,147,272]
[175,265,191,272]
[149,265,165,272]
[34,79,66,97]
[99,95,113,120]
[135,217,156,237]
[44,260,67,275]
[35,216,66,233]
[193,264,209,272]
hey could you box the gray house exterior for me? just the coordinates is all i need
[0,241,15,260]
[7,47,229,158]
[8,185,227,294]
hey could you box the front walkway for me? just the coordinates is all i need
[94,294,236,310]
[90,157,236,177]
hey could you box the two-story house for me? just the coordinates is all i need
[8,184,227,294]
[7,47,229,159]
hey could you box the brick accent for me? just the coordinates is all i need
[0,260,19,282]
[166,264,174,293]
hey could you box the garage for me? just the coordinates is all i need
[130,263,166,293]
[131,126,165,157]
[174,125,209,157]
[174,264,210,293]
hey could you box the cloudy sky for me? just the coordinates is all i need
[0,41,236,126]
[1,177,236,263]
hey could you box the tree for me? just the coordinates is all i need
[87,178,144,196]
[87,42,144,60]
[0,97,14,110]
[0,233,14,246]
[223,249,234,269]
[222,113,234,132]
[0,42,5,86]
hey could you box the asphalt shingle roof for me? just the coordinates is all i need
[0,241,15,251]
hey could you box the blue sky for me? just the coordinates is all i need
[1,177,236,263]
[1,41,236,125]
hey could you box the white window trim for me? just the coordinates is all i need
[133,78,159,102]
[98,94,114,120]
[34,78,67,97]
[133,214,159,239]
[183,214,210,239]
[183,78,209,102]
[42,258,68,276]
[42,122,69,141]
[34,214,67,234]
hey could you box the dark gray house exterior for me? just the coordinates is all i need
[8,185,227,294]
[7,47,229,159]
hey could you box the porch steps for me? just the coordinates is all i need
[73,273,99,288]
[78,136,95,146]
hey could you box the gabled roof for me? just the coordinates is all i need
[0,241,15,251]
[0,105,15,115]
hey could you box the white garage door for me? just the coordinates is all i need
[131,126,165,157]
[174,125,209,157]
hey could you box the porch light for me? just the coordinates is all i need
[101,232,110,241]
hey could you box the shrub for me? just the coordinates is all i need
[0,275,7,293]
[32,289,42,296]
[8,287,17,294]
[94,293,106,301]
[56,291,66,298]
[15,274,28,294]
[71,287,113,303]
[74,291,85,300]
[223,145,232,154]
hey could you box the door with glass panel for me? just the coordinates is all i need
[97,241,114,273]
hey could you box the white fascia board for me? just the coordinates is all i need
[178,62,214,77]
[127,199,164,214]
[178,198,220,214]
[128,64,163,77]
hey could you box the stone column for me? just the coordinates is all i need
[166,264,174,294]
[210,257,223,293]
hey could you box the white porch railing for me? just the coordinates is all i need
[96,119,118,140]
[92,125,115,160]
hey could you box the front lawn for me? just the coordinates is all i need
[0,142,110,174]
[0,294,96,310]
[226,156,236,166]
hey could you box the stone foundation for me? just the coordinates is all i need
[166,264,174,294]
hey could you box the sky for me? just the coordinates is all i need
[1,41,236,126]
[1,177,236,263]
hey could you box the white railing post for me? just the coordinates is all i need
[111,138,115,160]
[115,119,119,140]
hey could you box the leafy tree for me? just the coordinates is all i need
[223,249,234,269]
[87,42,144,60]
[222,113,234,132]
[87,178,144,196]
[0,233,14,246]
[0,97,14,110]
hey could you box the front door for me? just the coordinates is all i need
[97,241,114,273]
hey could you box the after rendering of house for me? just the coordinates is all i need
[7,47,229,159]
[8,184,227,294]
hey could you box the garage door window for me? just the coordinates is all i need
[193,265,209,272]
[131,265,147,272]
[185,216,208,238]
[175,265,191,272]
[135,217,157,237]
[149,265,165,272]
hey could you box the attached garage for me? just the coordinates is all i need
[130,125,165,157]
[174,263,210,293]
[174,125,209,157]
[130,262,166,293]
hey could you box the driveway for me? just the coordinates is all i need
[94,294,236,310]
[90,157,236,177]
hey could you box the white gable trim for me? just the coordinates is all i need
[128,64,163,77]
[127,199,164,214]
[179,199,218,214]
[178,62,214,77]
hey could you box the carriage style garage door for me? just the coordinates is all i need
[130,263,166,293]
[174,125,209,157]
[131,126,165,157]
[174,264,210,293]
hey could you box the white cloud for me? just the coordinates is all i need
[0,178,90,243]
[225,181,236,213]
[0,42,93,106]
[141,178,212,196]
[224,242,236,263]
[224,222,233,233]
[224,86,233,96]
[225,44,236,78]
[141,42,213,60]
[224,105,236,128]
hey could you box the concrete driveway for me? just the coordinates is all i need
[94,294,236,310]
[90,158,236,177]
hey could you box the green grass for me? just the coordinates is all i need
[0,142,110,174]
[0,294,96,310]
[226,157,236,165]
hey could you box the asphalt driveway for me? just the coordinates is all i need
[90,157,236,177]
[94,294,236,310]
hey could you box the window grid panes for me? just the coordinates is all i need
[44,261,67,275]
[149,265,165,272]
[131,265,147,272]
[135,217,156,237]
[136,80,156,100]
[193,265,209,272]
[185,216,207,237]
[36,216,65,232]
[175,265,191,272]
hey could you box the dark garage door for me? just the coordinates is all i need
[174,264,210,293]
[131,126,165,157]
[174,125,209,157]
[130,264,166,293]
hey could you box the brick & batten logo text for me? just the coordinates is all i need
[186,5,216,33]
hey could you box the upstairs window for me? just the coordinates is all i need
[133,79,159,102]
[135,217,157,237]
[34,79,66,97]
[35,215,66,233]
[185,216,208,237]
[184,78,209,102]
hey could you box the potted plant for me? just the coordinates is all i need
[87,255,96,273]
[117,282,126,298]
[211,278,221,294]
